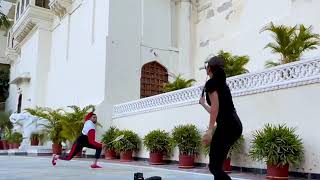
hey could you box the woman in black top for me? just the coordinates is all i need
[199,56,243,180]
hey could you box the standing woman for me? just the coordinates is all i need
[199,56,243,180]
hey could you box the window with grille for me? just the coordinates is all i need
[35,0,49,8]
[140,61,168,98]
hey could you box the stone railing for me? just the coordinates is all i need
[113,57,320,118]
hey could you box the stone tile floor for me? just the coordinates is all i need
[0,156,310,180]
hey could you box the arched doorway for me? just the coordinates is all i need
[17,94,22,113]
[140,61,168,98]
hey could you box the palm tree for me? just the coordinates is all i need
[25,107,66,145]
[217,50,249,77]
[0,2,11,29]
[60,105,95,143]
[163,74,196,92]
[262,22,320,67]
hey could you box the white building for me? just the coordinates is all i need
[2,0,320,176]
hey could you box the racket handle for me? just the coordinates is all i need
[201,87,205,97]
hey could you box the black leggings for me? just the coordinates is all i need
[59,134,102,160]
[208,114,243,180]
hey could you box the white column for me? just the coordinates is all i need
[175,0,194,79]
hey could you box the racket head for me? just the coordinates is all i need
[113,134,124,141]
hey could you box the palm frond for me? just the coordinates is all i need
[217,50,249,77]
[163,74,196,92]
[265,60,281,68]
[262,22,320,65]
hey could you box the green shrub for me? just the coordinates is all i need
[250,124,304,167]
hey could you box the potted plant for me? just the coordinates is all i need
[6,131,13,149]
[1,127,12,150]
[102,126,120,160]
[224,135,244,173]
[172,124,202,168]
[30,133,40,146]
[11,132,23,149]
[25,107,66,155]
[114,130,140,162]
[143,129,173,165]
[0,112,13,150]
[250,124,304,179]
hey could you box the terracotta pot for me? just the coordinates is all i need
[13,143,20,149]
[2,140,8,150]
[120,151,133,162]
[267,164,289,179]
[149,152,164,165]
[105,150,117,160]
[52,144,62,155]
[223,158,232,173]
[31,139,39,146]
[178,154,194,168]
[8,143,13,149]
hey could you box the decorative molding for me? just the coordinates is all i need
[49,0,73,18]
[11,5,54,44]
[5,47,20,63]
[0,56,11,64]
[49,0,83,18]
[227,57,320,97]
[113,57,320,118]
[9,72,31,84]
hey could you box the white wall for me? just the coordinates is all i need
[105,0,194,107]
[112,83,320,174]
[141,0,182,80]
[0,30,8,64]
[7,29,40,112]
[142,0,172,49]
[46,0,109,108]
[194,0,320,82]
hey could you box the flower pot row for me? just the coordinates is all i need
[101,123,304,180]
[103,149,133,162]
[0,132,23,150]
[101,126,204,168]
[47,123,303,180]
[0,140,20,149]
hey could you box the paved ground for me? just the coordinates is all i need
[0,156,305,180]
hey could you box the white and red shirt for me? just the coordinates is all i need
[82,120,102,148]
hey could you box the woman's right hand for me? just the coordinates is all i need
[202,131,212,145]
[199,96,205,106]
